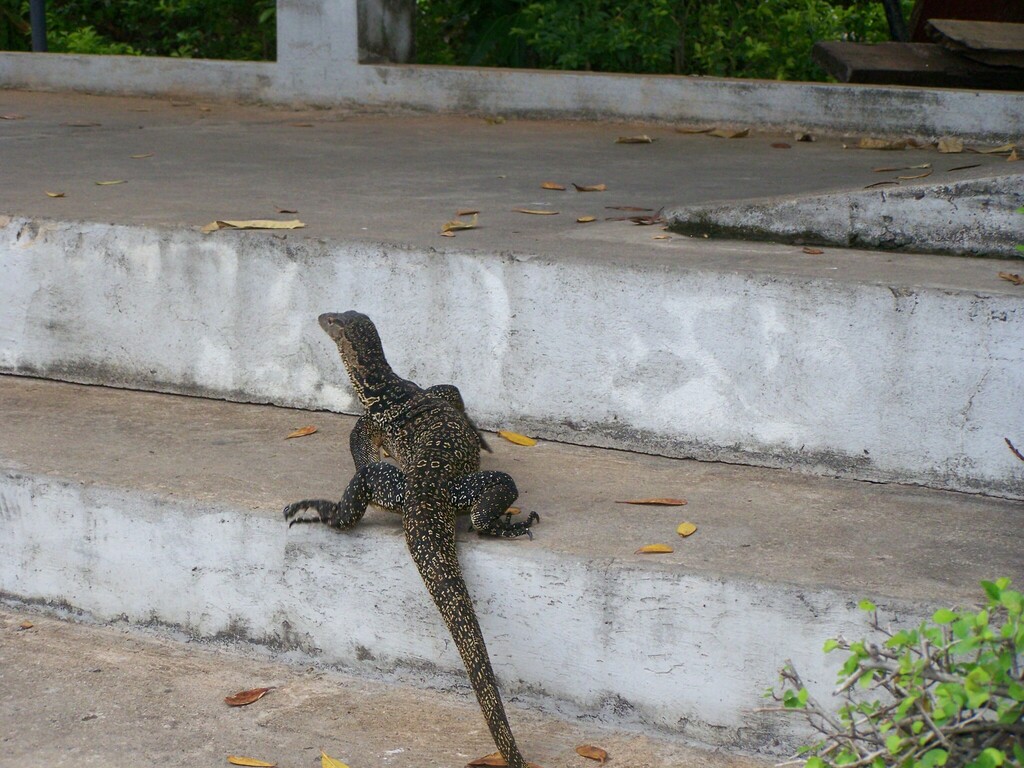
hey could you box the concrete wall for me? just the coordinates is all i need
[2,216,1022,498]
[1,0,1023,140]
[0,468,932,752]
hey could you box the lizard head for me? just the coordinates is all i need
[318,311,391,398]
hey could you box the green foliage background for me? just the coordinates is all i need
[1,0,912,81]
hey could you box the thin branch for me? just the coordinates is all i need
[1006,437,1024,463]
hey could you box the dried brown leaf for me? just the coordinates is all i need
[202,219,305,234]
[513,209,559,215]
[467,752,507,766]
[572,183,607,192]
[277,208,298,214]
[635,543,674,554]
[224,686,273,706]
[864,181,899,189]
[628,213,665,225]
[652,234,671,240]
[855,137,907,150]
[606,206,653,212]
[970,143,1015,155]
[675,126,712,134]
[802,246,824,255]
[998,272,1024,286]
[1008,149,1020,162]
[616,498,687,506]
[457,209,480,216]
[290,122,313,128]
[440,231,456,237]
[676,522,698,537]
[484,116,506,125]
[0,113,25,120]
[616,135,654,144]
[540,182,566,191]
[227,757,276,767]
[19,620,34,630]
[284,426,318,440]
[576,745,609,763]
[872,163,930,173]
[442,213,478,233]
[498,430,537,446]
[45,191,65,198]
[576,216,597,223]
[771,142,792,149]
[936,136,964,154]
[321,752,350,768]
[708,127,749,139]
[95,180,127,186]
[130,153,154,159]
[897,170,932,180]
[946,163,982,172]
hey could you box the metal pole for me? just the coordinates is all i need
[30,0,47,52]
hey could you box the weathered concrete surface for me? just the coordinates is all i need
[2,214,1022,497]
[1,377,1021,751]
[0,609,773,768]
[667,175,1024,259]
[1,0,1024,140]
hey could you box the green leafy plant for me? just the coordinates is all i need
[773,579,1023,768]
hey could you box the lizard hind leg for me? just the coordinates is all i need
[448,471,539,539]
[283,461,406,529]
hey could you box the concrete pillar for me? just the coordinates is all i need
[357,0,414,63]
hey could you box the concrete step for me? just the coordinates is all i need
[1,91,1022,498]
[0,608,769,768]
[2,376,1021,754]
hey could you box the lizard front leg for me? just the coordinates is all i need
[448,471,539,539]
[283,461,405,529]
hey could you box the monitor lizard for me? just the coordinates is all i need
[284,311,539,767]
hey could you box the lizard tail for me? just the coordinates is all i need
[404,493,528,768]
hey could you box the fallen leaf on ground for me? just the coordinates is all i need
[970,143,1015,154]
[635,544,674,554]
[19,620,34,630]
[45,191,65,198]
[946,163,981,172]
[998,272,1024,286]
[873,163,930,172]
[1009,149,1020,162]
[576,745,609,762]
[676,126,712,134]
[802,246,824,255]
[771,142,791,149]
[513,209,559,215]
[0,113,25,120]
[676,522,698,537]
[616,135,653,144]
[95,179,127,185]
[616,498,687,506]
[321,752,350,768]
[936,136,964,154]
[498,430,537,446]
[225,686,273,706]
[227,757,276,767]
[540,181,566,191]
[708,127,749,139]
[441,231,455,237]
[62,120,101,127]
[201,219,305,234]
[572,183,607,192]
[284,426,317,440]
[897,170,932,180]
[652,234,670,240]
[457,209,480,216]
[864,181,899,189]
[467,753,506,767]
[441,213,478,233]
[290,122,313,128]
[628,213,665,225]
[277,208,298,214]
[576,216,596,223]
[485,116,506,125]
[130,153,154,159]
[854,137,907,150]
[606,205,653,211]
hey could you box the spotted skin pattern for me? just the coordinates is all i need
[283,311,538,768]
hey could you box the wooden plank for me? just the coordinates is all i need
[812,41,1024,90]
[926,19,1024,68]
[909,0,1024,43]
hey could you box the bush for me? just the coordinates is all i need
[417,0,913,81]
[773,579,1023,768]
